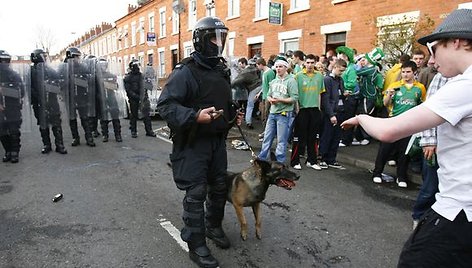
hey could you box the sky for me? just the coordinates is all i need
[0,0,135,56]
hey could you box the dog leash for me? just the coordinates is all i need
[235,123,257,158]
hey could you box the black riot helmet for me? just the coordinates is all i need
[192,16,228,58]
[0,50,12,64]
[31,48,47,63]
[129,59,140,72]
[98,58,108,71]
[65,47,82,59]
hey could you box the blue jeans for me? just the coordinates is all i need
[245,87,261,125]
[258,112,291,163]
[412,159,439,220]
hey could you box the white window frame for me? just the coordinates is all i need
[188,0,197,30]
[227,0,240,19]
[458,2,472,9]
[227,32,236,57]
[139,17,145,44]
[172,9,179,35]
[124,25,129,48]
[158,47,166,78]
[159,7,167,38]
[278,29,302,53]
[148,12,155,33]
[254,0,269,21]
[183,41,193,58]
[131,21,137,46]
[288,0,310,14]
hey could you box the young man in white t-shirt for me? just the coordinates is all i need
[342,9,472,267]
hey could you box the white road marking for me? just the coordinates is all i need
[156,134,172,144]
[158,217,188,252]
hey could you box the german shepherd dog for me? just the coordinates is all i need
[226,159,299,240]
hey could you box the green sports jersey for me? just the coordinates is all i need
[268,75,299,114]
[262,68,276,100]
[391,84,423,117]
[294,70,325,108]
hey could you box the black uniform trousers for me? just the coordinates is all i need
[170,134,228,247]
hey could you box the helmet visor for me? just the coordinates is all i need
[207,28,228,58]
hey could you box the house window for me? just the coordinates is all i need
[172,9,179,34]
[282,39,299,53]
[159,7,166,38]
[131,22,137,46]
[158,49,166,78]
[183,41,193,58]
[188,0,197,29]
[325,32,346,54]
[228,0,240,18]
[291,0,308,9]
[124,25,129,48]
[139,18,145,44]
[288,0,310,13]
[149,13,155,33]
[255,0,269,19]
[148,53,154,66]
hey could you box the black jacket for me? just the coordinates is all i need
[322,73,345,118]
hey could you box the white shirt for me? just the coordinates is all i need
[424,65,472,222]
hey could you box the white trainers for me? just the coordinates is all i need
[373,176,382,183]
[397,179,408,188]
[351,140,361,146]
[338,142,346,147]
[412,220,419,230]
[306,162,322,170]
[292,164,302,170]
[360,139,370,146]
[387,160,396,166]
[318,161,329,169]
[328,162,346,170]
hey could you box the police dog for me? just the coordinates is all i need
[226,159,299,240]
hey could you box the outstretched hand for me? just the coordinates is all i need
[340,116,359,130]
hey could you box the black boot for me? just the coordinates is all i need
[144,116,156,137]
[82,118,96,147]
[112,119,122,142]
[9,133,21,164]
[10,151,19,163]
[2,152,11,162]
[101,120,109,142]
[206,227,231,249]
[91,117,100,137]
[188,244,219,268]
[1,136,11,162]
[70,119,80,146]
[52,126,67,154]
[40,128,52,154]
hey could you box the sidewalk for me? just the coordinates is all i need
[228,119,422,186]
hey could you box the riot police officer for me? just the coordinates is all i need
[30,48,67,154]
[61,47,96,147]
[157,17,241,268]
[123,60,156,138]
[0,50,23,163]
[96,58,123,142]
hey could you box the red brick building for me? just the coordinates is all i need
[62,0,472,79]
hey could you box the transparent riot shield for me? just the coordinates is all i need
[32,62,66,129]
[96,61,127,121]
[0,62,32,135]
[66,59,96,120]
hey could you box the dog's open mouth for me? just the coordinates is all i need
[276,179,296,190]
